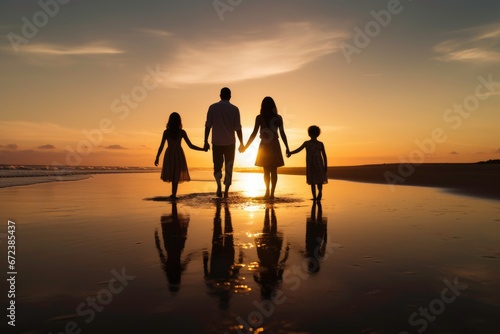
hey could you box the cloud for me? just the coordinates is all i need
[0,121,81,142]
[163,21,347,85]
[132,28,173,38]
[450,151,459,155]
[37,144,56,150]
[363,73,385,77]
[105,145,127,150]
[0,149,148,166]
[20,43,124,56]
[0,121,159,154]
[435,24,500,63]
[0,143,18,150]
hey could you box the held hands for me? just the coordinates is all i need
[203,142,210,152]
[286,149,291,158]
[238,143,246,153]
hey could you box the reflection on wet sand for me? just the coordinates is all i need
[154,202,191,293]
[203,200,248,309]
[254,206,289,300]
[305,201,328,273]
[5,170,500,334]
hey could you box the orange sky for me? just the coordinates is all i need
[1,0,499,167]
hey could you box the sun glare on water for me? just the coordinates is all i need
[236,171,265,198]
[233,139,267,198]
[235,140,259,168]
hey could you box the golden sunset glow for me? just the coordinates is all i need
[1,1,499,167]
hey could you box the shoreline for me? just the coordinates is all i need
[0,169,159,189]
[238,163,500,201]
[4,164,499,334]
[0,174,94,188]
[2,164,499,201]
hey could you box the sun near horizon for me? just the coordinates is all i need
[1,1,499,168]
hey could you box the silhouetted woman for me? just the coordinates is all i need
[243,97,290,199]
[254,206,289,299]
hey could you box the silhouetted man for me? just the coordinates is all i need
[204,87,244,198]
[203,201,243,309]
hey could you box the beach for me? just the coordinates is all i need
[3,163,499,201]
[3,0,500,332]
[273,162,500,201]
[0,169,499,333]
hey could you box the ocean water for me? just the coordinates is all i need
[0,164,157,175]
[0,165,158,188]
[0,171,499,333]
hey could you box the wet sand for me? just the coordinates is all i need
[0,171,499,334]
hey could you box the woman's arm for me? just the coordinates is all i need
[154,130,167,166]
[277,115,290,154]
[182,130,206,151]
[244,115,260,149]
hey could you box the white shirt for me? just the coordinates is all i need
[205,100,242,146]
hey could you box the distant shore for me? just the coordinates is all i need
[238,163,500,201]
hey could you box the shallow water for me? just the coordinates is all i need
[0,171,499,334]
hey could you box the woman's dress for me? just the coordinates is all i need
[255,115,285,168]
[161,131,190,183]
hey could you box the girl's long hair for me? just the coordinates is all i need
[166,112,182,139]
[260,96,278,127]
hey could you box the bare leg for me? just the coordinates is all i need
[213,145,223,197]
[223,144,235,199]
[263,167,270,198]
[171,182,178,199]
[270,167,278,199]
[311,184,316,200]
[317,184,323,201]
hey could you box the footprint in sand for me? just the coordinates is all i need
[481,254,499,259]
[401,270,417,275]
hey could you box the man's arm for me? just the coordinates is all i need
[204,126,211,151]
[236,129,244,152]
[235,107,244,151]
[204,107,212,151]
[236,129,243,146]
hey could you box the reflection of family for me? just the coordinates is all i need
[155,87,328,200]
[156,200,328,296]
[154,202,191,293]
[203,201,244,309]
